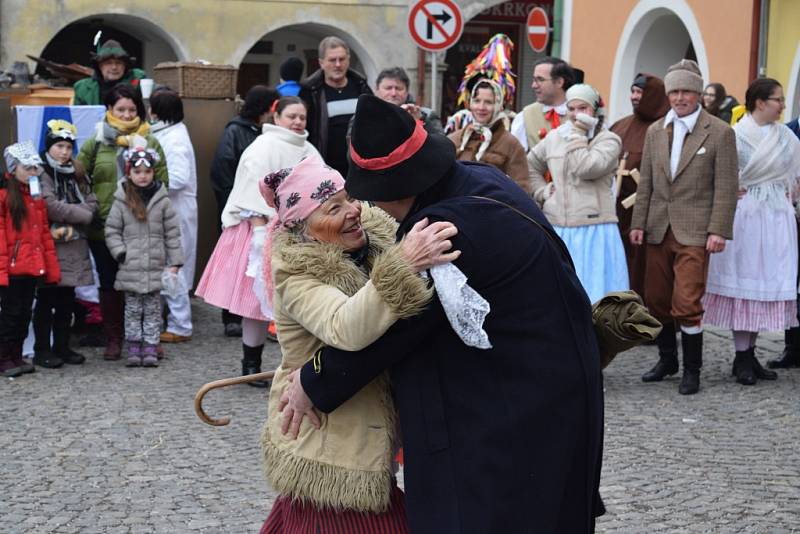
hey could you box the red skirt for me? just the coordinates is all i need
[260,485,409,534]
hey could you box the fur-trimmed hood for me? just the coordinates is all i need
[272,203,397,292]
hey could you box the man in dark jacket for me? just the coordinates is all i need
[299,36,372,176]
[609,73,670,299]
[208,85,278,337]
[281,95,605,533]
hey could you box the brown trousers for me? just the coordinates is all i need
[645,229,709,327]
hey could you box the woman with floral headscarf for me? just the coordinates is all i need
[447,79,529,193]
[257,154,458,533]
[529,83,628,303]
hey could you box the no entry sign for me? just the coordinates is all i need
[408,0,464,52]
[527,7,550,53]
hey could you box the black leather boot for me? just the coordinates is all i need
[642,323,678,382]
[678,332,702,395]
[53,322,86,365]
[749,347,776,380]
[732,349,756,385]
[767,327,800,369]
[242,344,270,388]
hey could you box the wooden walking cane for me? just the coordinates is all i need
[194,371,275,426]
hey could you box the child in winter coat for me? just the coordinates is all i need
[0,141,61,377]
[33,120,99,368]
[105,148,182,367]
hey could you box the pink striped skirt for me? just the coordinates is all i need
[703,293,799,332]
[195,222,268,321]
[260,485,409,534]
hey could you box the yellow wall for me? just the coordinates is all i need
[766,0,800,111]
[570,0,754,109]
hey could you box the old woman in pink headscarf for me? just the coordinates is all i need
[256,154,458,532]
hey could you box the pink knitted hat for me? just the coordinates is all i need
[258,154,346,305]
[259,154,345,229]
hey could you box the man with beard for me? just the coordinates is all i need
[609,74,670,298]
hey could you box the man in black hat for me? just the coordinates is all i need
[73,39,146,106]
[280,95,605,532]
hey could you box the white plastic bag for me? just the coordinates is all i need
[161,269,187,299]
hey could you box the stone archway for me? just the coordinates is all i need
[35,13,185,76]
[608,0,709,122]
[231,22,377,93]
[233,22,376,96]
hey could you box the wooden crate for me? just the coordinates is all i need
[153,62,237,99]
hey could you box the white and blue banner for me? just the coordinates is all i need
[15,105,105,154]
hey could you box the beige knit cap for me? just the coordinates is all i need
[664,59,703,94]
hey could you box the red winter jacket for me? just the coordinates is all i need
[0,182,61,286]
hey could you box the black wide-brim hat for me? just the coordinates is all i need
[347,95,455,202]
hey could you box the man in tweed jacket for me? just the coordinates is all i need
[630,59,738,395]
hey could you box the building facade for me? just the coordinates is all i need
[3,1,798,120]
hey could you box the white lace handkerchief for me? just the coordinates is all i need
[425,263,492,349]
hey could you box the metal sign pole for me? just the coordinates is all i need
[430,52,437,114]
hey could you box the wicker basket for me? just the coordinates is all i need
[153,62,237,99]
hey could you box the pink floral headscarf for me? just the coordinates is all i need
[258,154,346,305]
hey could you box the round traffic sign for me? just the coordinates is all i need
[527,7,550,53]
[408,0,464,52]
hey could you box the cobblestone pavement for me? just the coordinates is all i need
[2,300,799,533]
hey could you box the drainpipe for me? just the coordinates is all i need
[551,0,563,58]
[757,0,770,77]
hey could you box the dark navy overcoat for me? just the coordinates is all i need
[301,161,604,533]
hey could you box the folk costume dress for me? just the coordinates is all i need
[703,114,800,331]
[195,124,318,320]
[529,119,629,304]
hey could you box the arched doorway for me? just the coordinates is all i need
[235,23,375,96]
[609,0,709,122]
[37,14,184,81]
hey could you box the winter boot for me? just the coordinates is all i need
[52,321,85,365]
[142,344,159,367]
[732,349,756,385]
[32,349,63,369]
[767,327,800,369]
[242,344,270,388]
[642,322,679,382]
[32,300,53,355]
[749,346,777,380]
[100,290,125,360]
[126,341,142,367]
[0,342,26,378]
[10,341,35,374]
[223,309,243,337]
[678,332,703,395]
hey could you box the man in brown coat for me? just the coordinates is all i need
[630,59,737,395]
[610,73,670,298]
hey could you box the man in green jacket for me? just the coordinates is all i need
[72,40,146,106]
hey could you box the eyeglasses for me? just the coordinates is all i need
[766,97,786,104]
[532,76,552,84]
[702,92,715,97]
